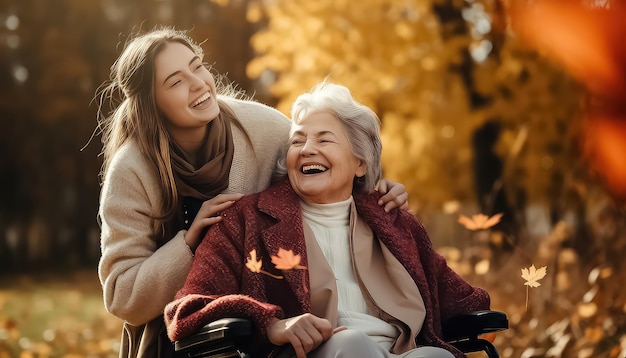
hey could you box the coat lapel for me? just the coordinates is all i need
[351,209,426,352]
[303,221,339,326]
[257,179,311,312]
[353,191,434,323]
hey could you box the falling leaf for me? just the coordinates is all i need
[245,249,262,273]
[521,265,547,288]
[271,248,307,270]
[522,264,547,311]
[458,213,503,231]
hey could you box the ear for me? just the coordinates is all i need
[355,159,367,178]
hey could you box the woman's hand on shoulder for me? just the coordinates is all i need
[267,314,333,358]
[184,193,244,251]
[377,178,410,213]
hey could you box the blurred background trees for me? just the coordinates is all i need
[0,0,258,272]
[0,0,594,271]
[0,0,625,356]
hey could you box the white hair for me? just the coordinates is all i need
[278,81,382,192]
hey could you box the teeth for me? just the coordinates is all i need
[191,92,211,107]
[302,165,328,174]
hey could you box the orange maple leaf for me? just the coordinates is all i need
[246,249,283,279]
[245,249,262,273]
[521,265,547,288]
[458,213,503,231]
[271,248,307,270]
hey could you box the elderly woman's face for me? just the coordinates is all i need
[287,111,367,204]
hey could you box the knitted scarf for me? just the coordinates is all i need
[170,110,234,200]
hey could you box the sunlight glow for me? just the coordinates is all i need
[470,40,493,63]
[12,65,28,83]
[5,15,19,30]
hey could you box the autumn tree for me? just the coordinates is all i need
[238,1,626,356]
[243,0,585,229]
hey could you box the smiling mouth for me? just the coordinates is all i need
[301,164,328,174]
[191,92,211,108]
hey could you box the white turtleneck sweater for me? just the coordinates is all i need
[300,198,399,350]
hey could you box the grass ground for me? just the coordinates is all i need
[0,270,122,358]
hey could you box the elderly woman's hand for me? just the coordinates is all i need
[377,179,410,212]
[267,314,334,358]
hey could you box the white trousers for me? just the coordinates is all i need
[304,329,455,358]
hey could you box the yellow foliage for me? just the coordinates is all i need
[246,0,583,213]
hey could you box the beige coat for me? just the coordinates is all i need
[97,97,291,356]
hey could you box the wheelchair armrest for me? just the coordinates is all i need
[174,311,509,357]
[442,310,508,342]
[174,317,253,354]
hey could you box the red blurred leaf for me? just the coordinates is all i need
[510,1,626,200]
[510,1,626,100]
[582,116,626,199]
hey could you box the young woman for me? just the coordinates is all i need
[95,27,408,357]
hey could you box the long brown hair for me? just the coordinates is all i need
[95,27,247,235]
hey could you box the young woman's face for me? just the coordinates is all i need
[287,111,367,204]
[154,42,219,140]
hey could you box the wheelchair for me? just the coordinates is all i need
[174,310,508,358]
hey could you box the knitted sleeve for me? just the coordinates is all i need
[165,203,284,342]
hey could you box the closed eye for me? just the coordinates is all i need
[318,136,336,143]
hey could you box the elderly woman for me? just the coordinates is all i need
[165,82,490,358]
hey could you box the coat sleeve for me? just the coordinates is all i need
[425,243,490,321]
[164,210,284,342]
[407,213,490,322]
[98,145,194,326]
